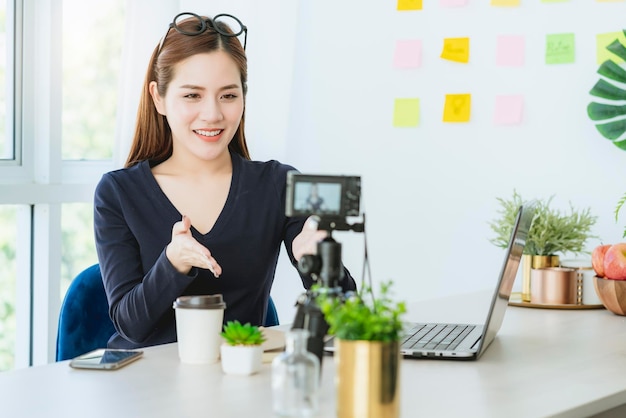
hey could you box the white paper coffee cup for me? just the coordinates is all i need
[173,295,226,364]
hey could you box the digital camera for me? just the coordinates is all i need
[285,171,361,219]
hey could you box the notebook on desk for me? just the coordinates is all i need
[324,203,535,361]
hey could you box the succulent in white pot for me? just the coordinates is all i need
[220,320,266,376]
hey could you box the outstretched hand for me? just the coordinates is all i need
[292,216,328,261]
[166,215,222,277]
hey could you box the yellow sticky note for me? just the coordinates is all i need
[443,94,471,123]
[393,98,420,127]
[490,0,520,6]
[597,32,626,64]
[441,38,470,63]
[397,0,423,10]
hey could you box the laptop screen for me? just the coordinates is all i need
[477,204,535,356]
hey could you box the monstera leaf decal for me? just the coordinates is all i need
[588,30,626,150]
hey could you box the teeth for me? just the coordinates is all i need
[195,129,221,137]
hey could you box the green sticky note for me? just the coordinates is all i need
[545,33,575,64]
[597,32,626,64]
[393,98,420,127]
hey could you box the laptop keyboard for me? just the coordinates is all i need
[401,324,476,351]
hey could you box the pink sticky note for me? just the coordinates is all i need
[496,35,525,67]
[494,95,524,125]
[393,40,422,68]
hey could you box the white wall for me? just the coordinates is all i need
[180,0,626,322]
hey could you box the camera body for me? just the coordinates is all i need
[285,171,361,221]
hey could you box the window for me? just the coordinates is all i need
[0,205,17,370]
[61,202,98,297]
[62,0,124,160]
[0,0,126,371]
[0,0,14,161]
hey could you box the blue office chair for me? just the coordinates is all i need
[264,295,280,327]
[56,263,280,361]
[56,264,115,361]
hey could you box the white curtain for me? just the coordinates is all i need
[114,0,179,167]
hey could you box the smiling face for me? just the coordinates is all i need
[150,51,244,163]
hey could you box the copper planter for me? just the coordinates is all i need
[530,267,578,304]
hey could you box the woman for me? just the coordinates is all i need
[94,12,356,349]
[305,183,325,213]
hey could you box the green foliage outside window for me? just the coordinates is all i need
[0,207,17,371]
[62,0,124,160]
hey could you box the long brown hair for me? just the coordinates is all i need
[125,15,250,168]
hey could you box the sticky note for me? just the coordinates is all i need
[496,35,525,67]
[597,32,626,64]
[393,40,422,68]
[545,33,575,64]
[441,38,470,63]
[393,98,420,127]
[440,0,468,6]
[443,94,471,123]
[397,0,423,10]
[490,0,520,6]
[494,95,524,125]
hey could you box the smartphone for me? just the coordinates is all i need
[69,348,143,370]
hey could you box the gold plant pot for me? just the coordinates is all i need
[335,339,400,418]
[522,254,560,302]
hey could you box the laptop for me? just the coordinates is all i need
[324,203,535,361]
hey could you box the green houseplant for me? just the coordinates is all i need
[316,281,406,418]
[316,281,406,342]
[489,190,598,302]
[489,190,597,256]
[220,320,266,375]
[587,29,626,150]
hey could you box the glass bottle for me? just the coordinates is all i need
[272,329,320,417]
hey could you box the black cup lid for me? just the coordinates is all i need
[173,294,226,309]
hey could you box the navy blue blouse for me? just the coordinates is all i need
[94,152,356,349]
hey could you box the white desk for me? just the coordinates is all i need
[2,291,626,418]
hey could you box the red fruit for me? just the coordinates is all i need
[603,243,626,280]
[592,244,611,277]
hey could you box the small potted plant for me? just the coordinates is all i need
[316,281,406,418]
[489,190,598,302]
[220,320,266,376]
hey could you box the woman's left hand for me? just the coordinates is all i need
[292,216,328,261]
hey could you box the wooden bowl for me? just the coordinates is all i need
[594,276,626,315]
